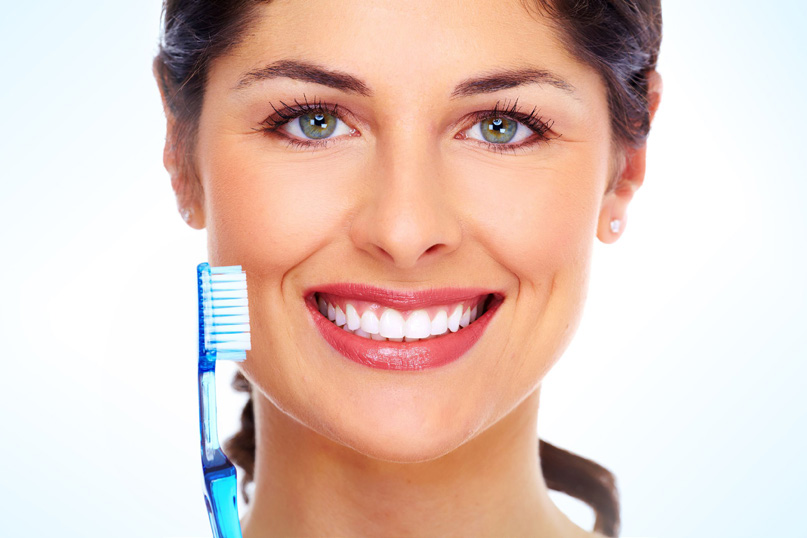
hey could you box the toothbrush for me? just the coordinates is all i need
[197,262,250,538]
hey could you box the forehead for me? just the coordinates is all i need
[216,0,601,103]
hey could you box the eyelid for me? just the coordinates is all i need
[449,103,557,158]
[261,98,362,132]
[258,99,365,150]
[279,110,354,141]
[462,113,536,138]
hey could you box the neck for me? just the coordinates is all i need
[241,387,585,537]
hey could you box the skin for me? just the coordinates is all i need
[158,0,661,535]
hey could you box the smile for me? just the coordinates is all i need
[305,284,504,370]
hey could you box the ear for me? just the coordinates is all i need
[153,58,206,230]
[597,70,662,244]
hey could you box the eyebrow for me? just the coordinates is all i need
[235,59,576,98]
[235,59,372,95]
[450,68,576,98]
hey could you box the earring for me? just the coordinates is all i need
[610,219,621,234]
[181,207,192,222]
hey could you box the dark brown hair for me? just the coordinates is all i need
[156,1,662,536]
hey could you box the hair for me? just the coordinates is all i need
[156,1,662,535]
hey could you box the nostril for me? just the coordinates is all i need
[424,243,444,255]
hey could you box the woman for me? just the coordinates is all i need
[155,0,662,535]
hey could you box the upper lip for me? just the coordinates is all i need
[305,283,503,309]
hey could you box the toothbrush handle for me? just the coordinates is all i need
[199,358,243,537]
[203,463,243,538]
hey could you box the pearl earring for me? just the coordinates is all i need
[181,208,192,222]
[610,219,621,234]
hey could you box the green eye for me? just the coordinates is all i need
[480,117,518,144]
[298,112,337,139]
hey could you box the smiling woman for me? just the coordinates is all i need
[155,1,662,536]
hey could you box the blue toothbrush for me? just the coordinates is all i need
[197,263,250,538]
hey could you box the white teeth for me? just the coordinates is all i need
[335,305,347,326]
[319,295,492,340]
[448,305,462,332]
[360,310,380,334]
[405,310,431,339]
[460,307,471,328]
[379,308,405,338]
[346,303,361,330]
[430,310,448,336]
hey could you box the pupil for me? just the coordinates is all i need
[489,118,506,133]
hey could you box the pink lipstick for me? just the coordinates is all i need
[304,284,503,370]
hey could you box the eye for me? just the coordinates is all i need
[280,110,353,141]
[464,116,533,145]
[257,97,358,150]
[259,96,556,153]
[456,99,557,154]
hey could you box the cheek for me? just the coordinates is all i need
[454,158,602,283]
[199,135,357,271]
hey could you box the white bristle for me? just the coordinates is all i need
[212,336,251,346]
[210,265,243,274]
[217,351,247,361]
[212,314,250,325]
[211,306,248,316]
[214,341,252,351]
[211,298,248,308]
[211,272,246,283]
[211,287,247,296]
[211,279,246,288]
[208,288,248,300]
[202,264,251,360]
[210,323,251,334]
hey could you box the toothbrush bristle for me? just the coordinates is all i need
[201,265,251,361]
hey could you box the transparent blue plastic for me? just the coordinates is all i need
[197,262,249,538]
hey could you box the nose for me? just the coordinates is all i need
[350,136,462,270]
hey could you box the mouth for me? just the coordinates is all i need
[304,284,504,371]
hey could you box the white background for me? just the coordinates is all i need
[0,1,804,537]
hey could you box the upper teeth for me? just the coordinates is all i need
[316,294,486,341]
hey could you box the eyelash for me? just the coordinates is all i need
[257,96,559,155]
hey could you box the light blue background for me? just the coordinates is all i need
[0,1,804,537]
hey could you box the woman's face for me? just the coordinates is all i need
[192,0,616,461]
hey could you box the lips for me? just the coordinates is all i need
[304,284,503,370]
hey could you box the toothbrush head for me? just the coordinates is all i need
[198,263,251,362]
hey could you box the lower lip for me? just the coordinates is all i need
[306,296,501,371]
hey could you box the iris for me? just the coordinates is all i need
[299,112,337,139]
[481,117,517,143]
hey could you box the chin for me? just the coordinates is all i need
[313,395,483,464]
[338,422,472,464]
